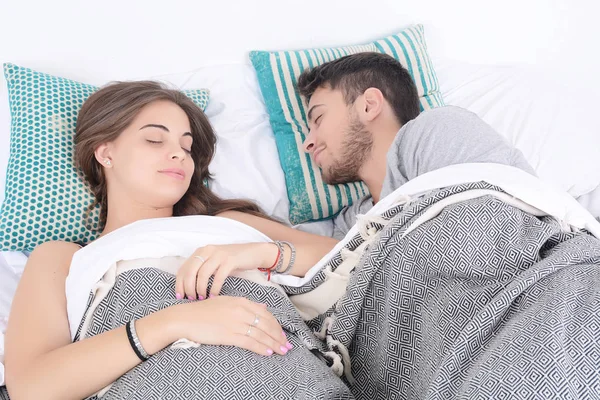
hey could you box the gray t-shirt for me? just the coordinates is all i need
[332,106,535,239]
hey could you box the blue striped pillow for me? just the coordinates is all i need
[250,24,444,225]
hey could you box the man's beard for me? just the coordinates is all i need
[322,116,373,185]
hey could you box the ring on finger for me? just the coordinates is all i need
[245,326,252,337]
[193,255,206,263]
[252,314,260,327]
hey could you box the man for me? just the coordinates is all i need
[297,52,535,239]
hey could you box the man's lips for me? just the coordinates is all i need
[313,146,325,166]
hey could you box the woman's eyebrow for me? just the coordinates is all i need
[140,124,192,137]
[140,124,169,132]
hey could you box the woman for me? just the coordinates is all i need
[3,81,346,399]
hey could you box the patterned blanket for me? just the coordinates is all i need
[283,181,600,399]
[2,181,599,400]
[1,264,353,400]
[79,263,353,399]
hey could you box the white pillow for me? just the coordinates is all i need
[0,64,291,220]
[436,60,600,199]
[1,63,338,237]
[3,61,598,224]
[577,186,600,220]
[149,64,291,223]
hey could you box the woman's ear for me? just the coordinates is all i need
[94,143,113,168]
[360,87,385,122]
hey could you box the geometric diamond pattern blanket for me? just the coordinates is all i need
[2,181,599,400]
[78,265,354,400]
[283,181,600,400]
[2,273,354,400]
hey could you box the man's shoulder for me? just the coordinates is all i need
[399,105,499,150]
[406,106,481,132]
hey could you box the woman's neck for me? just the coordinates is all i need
[101,199,173,237]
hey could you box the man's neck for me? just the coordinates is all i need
[360,125,400,204]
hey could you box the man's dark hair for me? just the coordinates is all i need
[297,52,421,126]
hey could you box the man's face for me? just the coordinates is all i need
[303,86,373,184]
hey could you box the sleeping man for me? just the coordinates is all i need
[293,52,600,399]
[296,52,535,239]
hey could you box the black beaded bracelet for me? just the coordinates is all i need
[126,320,149,362]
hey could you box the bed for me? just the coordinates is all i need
[1,0,599,392]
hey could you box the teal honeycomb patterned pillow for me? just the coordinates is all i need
[250,24,444,225]
[0,63,210,251]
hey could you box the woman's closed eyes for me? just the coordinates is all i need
[146,139,192,154]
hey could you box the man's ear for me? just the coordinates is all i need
[94,143,113,168]
[360,87,385,122]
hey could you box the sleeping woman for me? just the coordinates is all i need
[3,81,351,400]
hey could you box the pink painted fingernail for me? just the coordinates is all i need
[280,346,288,354]
[266,348,274,356]
[188,295,196,300]
[198,295,204,301]
[175,293,182,300]
[209,294,215,298]
[286,342,293,350]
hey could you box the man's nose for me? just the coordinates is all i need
[303,131,315,153]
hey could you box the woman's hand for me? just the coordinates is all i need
[168,296,292,356]
[176,243,278,300]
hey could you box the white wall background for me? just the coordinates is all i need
[0,0,597,87]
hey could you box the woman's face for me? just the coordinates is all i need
[97,100,196,210]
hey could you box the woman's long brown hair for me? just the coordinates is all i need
[74,81,268,231]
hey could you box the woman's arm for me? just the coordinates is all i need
[5,241,288,400]
[4,241,179,400]
[218,210,339,277]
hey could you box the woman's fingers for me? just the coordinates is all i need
[175,260,194,300]
[240,323,291,356]
[242,299,289,348]
[195,255,222,299]
[209,262,235,297]
[230,306,290,356]
[230,333,277,356]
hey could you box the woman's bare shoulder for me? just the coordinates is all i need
[27,240,83,272]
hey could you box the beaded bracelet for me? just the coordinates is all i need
[126,319,150,362]
[258,241,284,280]
[275,241,296,275]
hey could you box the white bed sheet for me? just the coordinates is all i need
[0,251,25,386]
[0,251,25,326]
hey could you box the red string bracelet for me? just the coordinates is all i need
[258,243,280,281]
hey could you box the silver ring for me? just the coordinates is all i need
[252,315,260,327]
[193,255,206,263]
[245,326,252,337]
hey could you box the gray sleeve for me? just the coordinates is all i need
[332,196,374,240]
[397,106,536,182]
[336,106,536,239]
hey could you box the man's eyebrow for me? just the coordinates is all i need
[307,104,324,122]
[140,124,192,137]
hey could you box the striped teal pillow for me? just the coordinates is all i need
[0,63,210,251]
[250,24,444,225]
